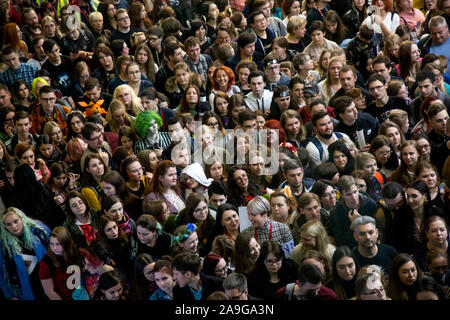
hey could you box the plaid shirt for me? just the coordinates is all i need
[0,63,38,88]
[242,218,294,257]
[184,54,211,83]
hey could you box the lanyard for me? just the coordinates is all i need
[255,220,272,242]
[315,5,327,20]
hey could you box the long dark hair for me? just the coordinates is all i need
[327,140,355,176]
[212,203,239,237]
[132,253,155,299]
[388,253,423,300]
[181,193,215,240]
[370,135,399,171]
[331,246,359,300]
[93,270,127,300]
[226,165,262,207]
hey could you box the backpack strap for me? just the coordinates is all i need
[310,137,324,161]
[55,104,67,121]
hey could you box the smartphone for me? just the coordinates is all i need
[416,21,421,28]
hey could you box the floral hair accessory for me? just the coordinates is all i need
[280,142,297,156]
[173,223,197,244]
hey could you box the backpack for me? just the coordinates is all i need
[304,132,344,161]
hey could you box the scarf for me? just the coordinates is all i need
[0,225,49,299]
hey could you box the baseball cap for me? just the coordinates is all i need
[302,83,319,95]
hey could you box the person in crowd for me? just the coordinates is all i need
[242,196,295,258]
[393,180,445,254]
[0,207,51,300]
[351,216,398,271]
[328,175,378,248]
[331,246,359,300]
[387,253,425,300]
[39,226,84,300]
[247,240,298,299]
[290,220,335,266]
[172,252,224,300]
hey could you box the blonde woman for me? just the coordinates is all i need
[285,15,309,53]
[389,109,410,139]
[280,109,305,148]
[112,84,144,116]
[290,219,336,266]
[318,56,343,105]
[105,101,135,134]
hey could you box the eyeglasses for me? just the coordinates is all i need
[117,16,130,22]
[89,134,103,141]
[228,291,245,300]
[130,167,143,174]
[357,184,366,189]
[148,37,160,42]
[207,121,219,127]
[194,206,208,213]
[215,266,228,276]
[234,174,247,181]
[265,258,281,265]
[376,149,391,156]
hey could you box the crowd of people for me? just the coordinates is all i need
[0,0,449,301]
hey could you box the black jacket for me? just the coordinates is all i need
[335,112,379,146]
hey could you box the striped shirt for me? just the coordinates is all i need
[134,132,172,154]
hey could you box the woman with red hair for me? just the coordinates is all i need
[209,65,241,105]
[264,120,287,149]
[361,0,400,37]
[2,22,29,58]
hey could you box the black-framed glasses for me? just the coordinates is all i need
[264,258,281,265]
[228,291,245,300]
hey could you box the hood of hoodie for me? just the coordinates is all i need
[181,163,213,187]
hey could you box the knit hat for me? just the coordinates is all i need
[181,163,213,187]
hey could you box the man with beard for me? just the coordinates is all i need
[305,110,352,167]
[374,181,406,246]
[351,216,398,271]
[278,159,315,206]
[21,7,42,48]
